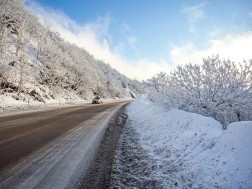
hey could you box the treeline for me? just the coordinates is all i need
[0,0,144,103]
[146,56,252,129]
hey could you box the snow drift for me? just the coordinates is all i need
[113,99,252,188]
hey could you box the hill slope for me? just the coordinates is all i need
[0,0,144,110]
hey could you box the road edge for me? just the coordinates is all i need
[74,103,130,189]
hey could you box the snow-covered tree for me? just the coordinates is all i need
[0,0,144,103]
[148,56,252,128]
[0,0,27,94]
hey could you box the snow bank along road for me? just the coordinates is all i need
[0,101,129,189]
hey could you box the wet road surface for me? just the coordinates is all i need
[0,101,129,189]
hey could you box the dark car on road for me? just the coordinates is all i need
[92,96,103,104]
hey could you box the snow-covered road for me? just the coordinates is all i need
[0,102,128,189]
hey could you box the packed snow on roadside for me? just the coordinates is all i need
[0,93,87,112]
[111,99,252,188]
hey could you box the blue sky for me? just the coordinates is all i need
[27,0,252,80]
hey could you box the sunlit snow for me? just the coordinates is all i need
[112,99,252,188]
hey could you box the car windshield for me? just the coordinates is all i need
[95,96,100,99]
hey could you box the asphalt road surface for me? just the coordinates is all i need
[0,101,129,189]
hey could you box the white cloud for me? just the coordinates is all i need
[121,23,132,32]
[170,32,252,65]
[182,3,205,22]
[207,27,223,38]
[128,35,137,45]
[27,1,169,81]
[182,3,205,33]
[248,11,252,17]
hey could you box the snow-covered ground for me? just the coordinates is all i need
[0,94,87,112]
[111,99,252,188]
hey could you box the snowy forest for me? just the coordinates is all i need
[0,0,144,107]
[146,56,252,128]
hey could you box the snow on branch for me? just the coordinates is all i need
[147,56,252,129]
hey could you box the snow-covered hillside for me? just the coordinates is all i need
[0,0,144,111]
[111,99,252,188]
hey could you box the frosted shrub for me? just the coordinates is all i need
[148,56,252,129]
[147,72,170,105]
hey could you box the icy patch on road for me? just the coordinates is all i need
[111,99,252,188]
